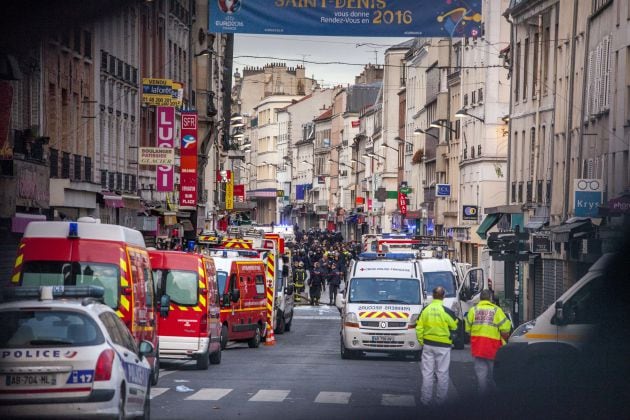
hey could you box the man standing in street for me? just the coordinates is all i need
[293,262,307,303]
[465,289,511,395]
[416,286,458,406]
[328,263,341,306]
[308,262,323,306]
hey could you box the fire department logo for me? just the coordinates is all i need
[218,0,241,14]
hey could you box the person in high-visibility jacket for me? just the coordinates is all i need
[465,289,512,395]
[415,286,458,406]
[293,262,307,303]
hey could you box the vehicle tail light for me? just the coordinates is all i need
[95,349,115,381]
[200,313,208,334]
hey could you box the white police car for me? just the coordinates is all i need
[0,286,153,419]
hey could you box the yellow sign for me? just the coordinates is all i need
[142,78,174,106]
[225,171,234,210]
[139,147,175,165]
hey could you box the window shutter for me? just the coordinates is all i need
[594,44,602,114]
[602,35,611,111]
[586,50,594,119]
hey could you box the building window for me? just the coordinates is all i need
[514,42,520,101]
[84,157,92,182]
[124,174,130,191]
[83,31,92,58]
[108,172,115,190]
[511,181,516,203]
[545,180,551,204]
[131,175,137,193]
[471,90,476,104]
[463,93,468,106]
[61,152,70,178]
[526,181,533,203]
[530,128,536,178]
[537,180,543,203]
[74,154,82,180]
[50,149,59,178]
[533,32,539,97]
[116,172,123,190]
[523,38,529,100]
[100,169,107,189]
[101,50,108,71]
[478,87,483,103]
[518,182,523,203]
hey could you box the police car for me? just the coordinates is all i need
[0,286,153,419]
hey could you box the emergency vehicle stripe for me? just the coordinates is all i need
[192,306,202,312]
[178,306,188,311]
[359,311,409,319]
[11,244,25,284]
[265,252,275,328]
[221,307,267,313]
[169,305,175,311]
[120,295,130,311]
[116,310,124,317]
[200,295,207,307]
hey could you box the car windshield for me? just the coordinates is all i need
[0,310,104,348]
[153,269,198,306]
[21,261,120,309]
[423,271,457,298]
[348,278,420,304]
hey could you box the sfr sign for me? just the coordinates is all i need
[156,106,175,192]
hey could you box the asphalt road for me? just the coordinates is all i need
[150,297,477,420]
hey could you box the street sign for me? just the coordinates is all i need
[531,234,552,253]
[436,184,451,197]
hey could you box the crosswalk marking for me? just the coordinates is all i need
[249,389,290,402]
[150,387,169,399]
[186,388,233,401]
[381,394,416,407]
[314,391,351,404]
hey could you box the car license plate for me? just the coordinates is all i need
[371,335,394,342]
[6,374,57,386]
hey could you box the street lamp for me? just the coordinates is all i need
[194,48,215,58]
[350,158,366,166]
[381,142,398,152]
[395,136,413,147]
[414,128,439,140]
[364,151,386,160]
[455,108,485,123]
[301,160,314,167]
[430,119,456,133]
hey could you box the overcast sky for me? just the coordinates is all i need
[233,35,411,87]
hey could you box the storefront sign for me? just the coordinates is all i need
[139,147,175,165]
[142,78,174,106]
[179,112,198,208]
[209,0,482,37]
[574,178,602,217]
[156,106,175,192]
[462,205,478,220]
[398,191,407,216]
[436,184,451,197]
[234,184,245,198]
[225,171,234,210]
[531,233,552,254]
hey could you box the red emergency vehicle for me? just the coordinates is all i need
[211,251,268,349]
[149,250,222,369]
[11,219,160,385]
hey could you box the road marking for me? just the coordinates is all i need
[150,388,169,399]
[186,388,233,401]
[249,389,290,402]
[315,391,351,404]
[381,394,416,407]
[293,316,340,320]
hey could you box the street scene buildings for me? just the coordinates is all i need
[1,0,629,325]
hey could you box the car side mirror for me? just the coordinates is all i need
[459,288,470,301]
[159,294,170,317]
[554,300,565,325]
[230,289,241,303]
[286,284,295,295]
[138,340,155,359]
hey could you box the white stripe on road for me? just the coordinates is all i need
[293,316,340,320]
[248,390,290,402]
[186,388,233,401]
[150,388,169,399]
[315,391,351,404]
[381,394,416,407]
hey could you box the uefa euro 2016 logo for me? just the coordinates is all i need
[218,0,241,14]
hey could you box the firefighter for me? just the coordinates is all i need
[465,289,512,395]
[293,262,307,303]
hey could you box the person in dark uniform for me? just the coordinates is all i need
[328,263,341,306]
[308,262,323,306]
[293,262,307,303]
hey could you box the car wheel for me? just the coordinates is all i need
[209,342,222,365]
[248,325,261,348]
[274,311,285,335]
[340,337,356,360]
[196,344,210,370]
[151,353,160,386]
[141,383,151,420]
[220,324,229,350]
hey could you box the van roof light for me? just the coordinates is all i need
[68,222,79,238]
[358,252,416,261]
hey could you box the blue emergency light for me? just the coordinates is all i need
[358,252,416,261]
[381,233,414,239]
[68,222,79,238]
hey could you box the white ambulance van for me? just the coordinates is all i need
[337,253,424,360]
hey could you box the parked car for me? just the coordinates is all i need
[0,286,153,419]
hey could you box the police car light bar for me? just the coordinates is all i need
[358,252,417,261]
[2,286,105,302]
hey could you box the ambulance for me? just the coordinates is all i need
[11,218,160,385]
[338,253,424,360]
[148,250,222,369]
[210,250,269,349]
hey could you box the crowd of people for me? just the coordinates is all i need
[289,227,361,306]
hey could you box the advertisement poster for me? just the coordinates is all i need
[156,106,175,192]
[210,0,482,38]
[225,171,234,210]
[179,112,198,208]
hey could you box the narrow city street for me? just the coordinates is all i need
[150,296,477,420]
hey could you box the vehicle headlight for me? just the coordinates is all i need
[345,312,358,323]
[511,320,536,338]
[408,313,419,326]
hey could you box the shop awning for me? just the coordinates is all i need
[102,192,123,208]
[122,195,143,210]
[549,218,592,242]
[476,213,502,240]
[525,206,550,231]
